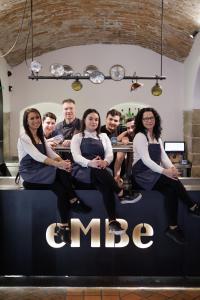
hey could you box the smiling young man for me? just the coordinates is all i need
[43,112,57,137]
[101,109,121,139]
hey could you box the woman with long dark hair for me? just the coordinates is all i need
[18,108,91,244]
[132,107,200,244]
[71,108,134,235]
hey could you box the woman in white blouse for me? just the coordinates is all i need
[71,108,127,235]
[132,107,200,245]
[18,108,91,244]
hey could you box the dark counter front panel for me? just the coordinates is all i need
[0,189,200,276]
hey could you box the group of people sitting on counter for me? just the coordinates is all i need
[17,98,200,246]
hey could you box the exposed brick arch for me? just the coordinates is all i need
[0,0,198,66]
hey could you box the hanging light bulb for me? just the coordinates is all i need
[151,79,162,96]
[72,74,82,91]
[30,60,42,74]
[72,79,82,91]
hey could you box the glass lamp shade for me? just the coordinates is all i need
[89,71,104,84]
[151,82,162,96]
[63,65,74,76]
[30,60,42,73]
[72,79,82,91]
[110,64,125,81]
[83,65,98,76]
[50,63,64,77]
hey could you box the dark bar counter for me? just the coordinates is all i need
[55,143,133,153]
[0,177,200,277]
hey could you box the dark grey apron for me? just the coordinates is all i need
[72,137,105,183]
[19,143,56,184]
[132,143,161,191]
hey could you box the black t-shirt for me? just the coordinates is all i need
[100,125,120,139]
[56,118,81,140]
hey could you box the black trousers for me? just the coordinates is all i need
[91,168,121,221]
[153,174,194,226]
[23,169,76,223]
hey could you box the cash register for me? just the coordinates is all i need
[164,141,191,177]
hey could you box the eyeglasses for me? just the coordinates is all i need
[142,116,155,122]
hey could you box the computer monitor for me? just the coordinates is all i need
[164,141,185,153]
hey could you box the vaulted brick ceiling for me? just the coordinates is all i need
[0,0,199,66]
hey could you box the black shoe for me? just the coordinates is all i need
[120,191,142,204]
[165,227,185,245]
[109,220,125,235]
[71,199,91,214]
[55,225,71,244]
[189,204,200,218]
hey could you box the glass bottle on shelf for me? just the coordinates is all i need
[126,107,132,120]
[120,109,126,125]
[119,109,126,133]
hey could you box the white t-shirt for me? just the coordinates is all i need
[133,132,173,174]
[70,130,113,167]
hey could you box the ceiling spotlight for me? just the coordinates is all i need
[30,60,42,74]
[151,79,162,96]
[50,63,64,77]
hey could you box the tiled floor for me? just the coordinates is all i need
[0,288,200,300]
